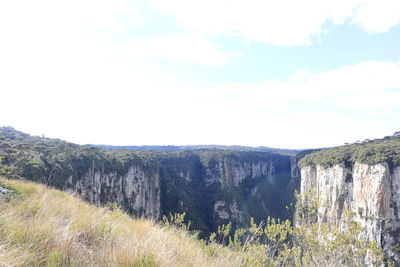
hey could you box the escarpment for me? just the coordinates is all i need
[0,127,294,235]
[70,164,161,219]
[5,126,399,262]
[0,127,163,218]
[298,135,400,262]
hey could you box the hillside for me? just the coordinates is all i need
[0,177,244,266]
[0,126,159,187]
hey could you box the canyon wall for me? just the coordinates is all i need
[159,151,292,234]
[299,162,400,261]
[67,164,161,219]
[56,150,293,235]
[0,127,295,233]
[0,127,294,234]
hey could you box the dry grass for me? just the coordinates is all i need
[0,177,244,267]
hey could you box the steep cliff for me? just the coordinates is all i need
[298,135,400,262]
[0,127,294,235]
[159,151,292,234]
[70,165,161,218]
[0,127,162,219]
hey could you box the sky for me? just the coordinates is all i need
[0,0,400,149]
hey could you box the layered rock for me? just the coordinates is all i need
[300,162,400,261]
[205,159,277,187]
[69,165,160,218]
[159,151,292,234]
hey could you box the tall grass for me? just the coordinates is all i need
[0,177,242,267]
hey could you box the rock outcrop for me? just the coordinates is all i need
[299,162,400,261]
[69,165,161,219]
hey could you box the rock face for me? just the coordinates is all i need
[205,159,278,187]
[300,162,400,261]
[159,151,292,234]
[27,150,292,235]
[69,165,161,219]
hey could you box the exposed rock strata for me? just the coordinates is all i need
[159,152,292,234]
[35,151,293,235]
[300,162,400,261]
[70,165,161,219]
[205,160,277,187]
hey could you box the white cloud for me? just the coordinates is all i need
[0,0,161,143]
[119,33,236,66]
[0,0,142,33]
[162,60,400,147]
[351,0,400,33]
[206,61,400,109]
[307,61,400,103]
[290,70,312,81]
[149,0,400,45]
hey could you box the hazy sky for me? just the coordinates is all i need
[1,0,400,148]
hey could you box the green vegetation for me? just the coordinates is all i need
[0,177,389,266]
[299,133,400,168]
[203,216,387,266]
[0,127,159,187]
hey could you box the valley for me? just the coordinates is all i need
[1,126,400,264]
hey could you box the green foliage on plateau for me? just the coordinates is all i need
[0,126,290,189]
[0,127,159,187]
[299,133,400,168]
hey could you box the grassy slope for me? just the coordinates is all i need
[0,177,242,267]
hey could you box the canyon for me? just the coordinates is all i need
[1,126,399,261]
[63,151,294,235]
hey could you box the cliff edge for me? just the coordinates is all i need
[298,134,400,262]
